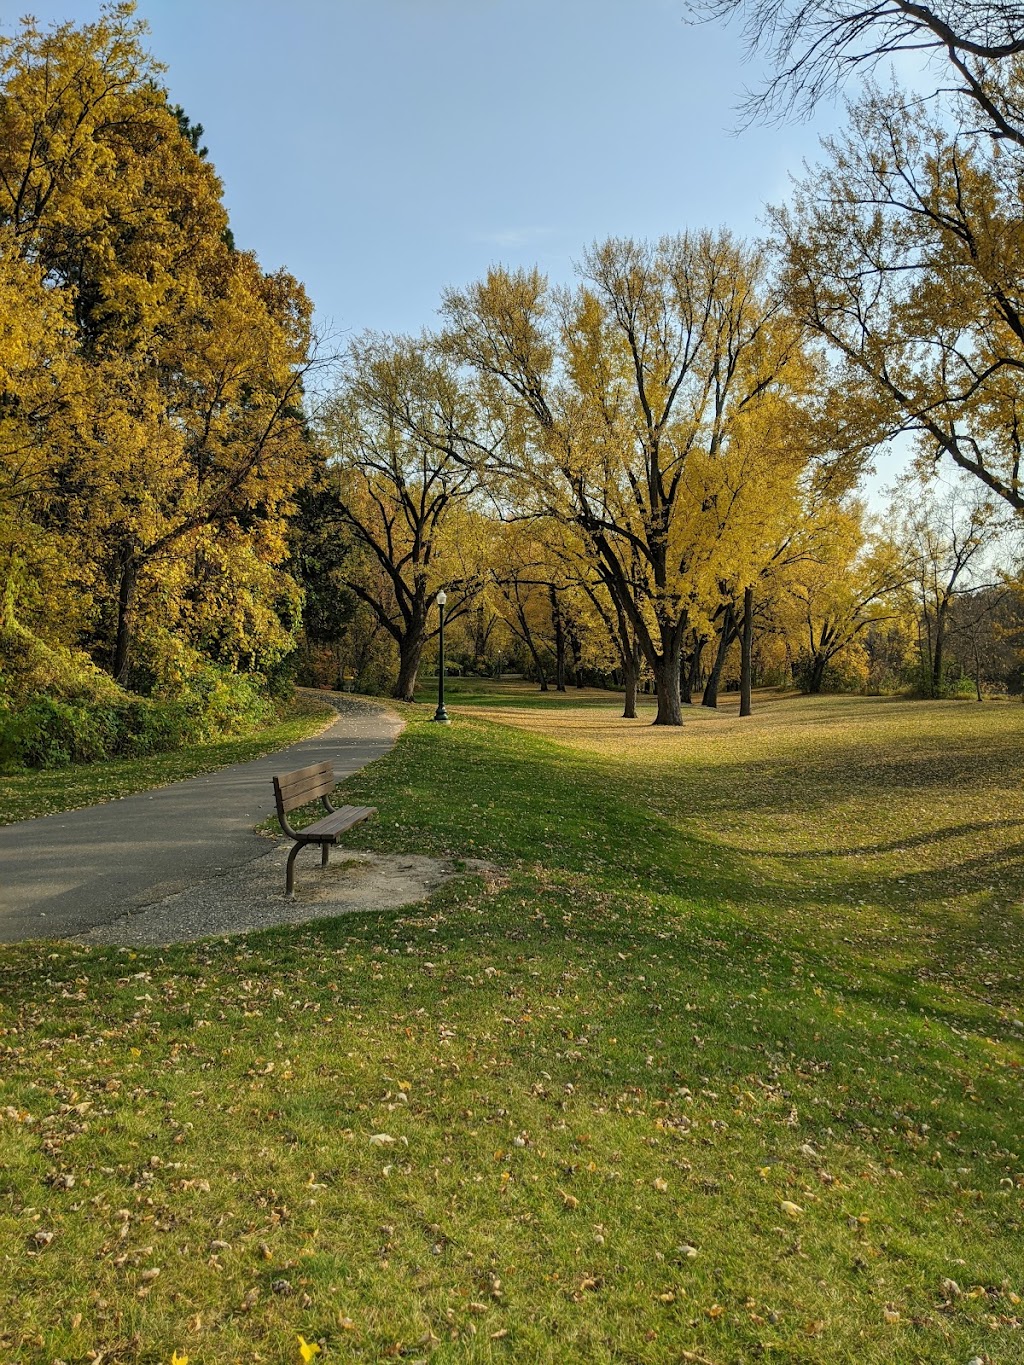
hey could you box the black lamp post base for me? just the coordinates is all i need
[431,706,451,724]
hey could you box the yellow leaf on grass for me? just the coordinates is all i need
[297,1336,321,1361]
[780,1201,804,1218]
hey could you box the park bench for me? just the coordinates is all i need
[272,760,375,898]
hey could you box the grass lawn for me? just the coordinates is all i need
[0,693,338,826]
[1,686,1022,1363]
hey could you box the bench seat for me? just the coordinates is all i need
[295,805,376,843]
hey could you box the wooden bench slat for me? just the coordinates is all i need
[274,762,335,812]
[280,760,328,779]
[275,778,334,812]
[275,767,331,791]
[297,805,376,841]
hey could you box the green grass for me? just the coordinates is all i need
[1,688,1022,1363]
[0,693,337,826]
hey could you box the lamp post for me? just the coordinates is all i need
[432,589,450,724]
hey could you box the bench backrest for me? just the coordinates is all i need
[273,761,335,818]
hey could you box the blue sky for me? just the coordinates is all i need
[11,0,916,492]
[8,0,856,338]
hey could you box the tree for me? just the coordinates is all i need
[0,4,318,686]
[783,499,910,691]
[775,88,1024,514]
[689,0,1024,141]
[322,335,490,702]
[288,475,358,687]
[947,580,1024,696]
[894,476,1009,693]
[443,234,815,725]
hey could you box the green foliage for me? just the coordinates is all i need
[0,619,122,710]
[0,660,275,772]
[164,664,273,742]
[0,693,333,823]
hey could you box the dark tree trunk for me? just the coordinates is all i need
[739,585,754,717]
[513,599,548,691]
[920,601,934,695]
[682,635,705,704]
[807,652,827,694]
[702,604,735,709]
[651,628,684,726]
[112,552,139,685]
[622,647,639,719]
[932,599,951,696]
[566,620,585,688]
[680,641,694,705]
[973,638,983,702]
[393,629,426,702]
[549,584,567,692]
[611,593,641,719]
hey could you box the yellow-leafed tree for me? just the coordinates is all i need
[0,4,317,685]
[444,234,821,723]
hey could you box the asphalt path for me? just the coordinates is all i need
[0,693,403,943]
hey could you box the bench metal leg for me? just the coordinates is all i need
[286,842,302,899]
[322,841,330,869]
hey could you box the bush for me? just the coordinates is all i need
[0,620,123,710]
[0,664,280,772]
[0,697,109,768]
[165,665,273,741]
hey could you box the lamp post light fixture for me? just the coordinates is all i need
[432,589,450,724]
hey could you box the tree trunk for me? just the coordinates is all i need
[514,600,548,691]
[549,584,567,692]
[739,585,753,717]
[393,630,425,702]
[622,647,639,719]
[112,551,139,685]
[652,629,684,726]
[611,594,640,719]
[807,652,827,694]
[921,602,935,696]
[973,638,983,702]
[702,604,735,709]
[566,621,585,688]
[932,599,950,696]
[682,636,705,704]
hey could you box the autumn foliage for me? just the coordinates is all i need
[0,4,317,758]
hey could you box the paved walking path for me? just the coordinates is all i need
[0,694,403,944]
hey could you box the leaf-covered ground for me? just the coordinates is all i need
[1,689,1021,1363]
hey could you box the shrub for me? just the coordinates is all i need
[0,664,280,772]
[0,697,109,768]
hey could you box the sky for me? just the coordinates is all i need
[7,0,857,335]
[8,0,914,489]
